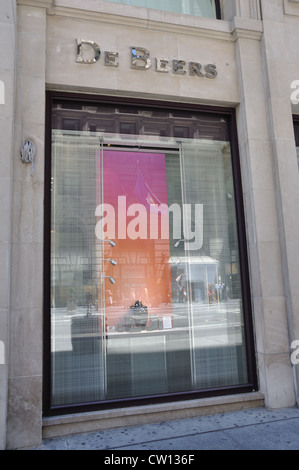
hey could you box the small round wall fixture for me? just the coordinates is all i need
[21,139,36,163]
[20,140,36,175]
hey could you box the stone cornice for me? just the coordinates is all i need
[231,17,263,41]
[46,2,234,42]
[17,0,263,42]
[284,0,299,16]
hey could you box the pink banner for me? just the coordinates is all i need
[98,150,173,330]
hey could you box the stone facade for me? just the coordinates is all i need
[0,0,299,449]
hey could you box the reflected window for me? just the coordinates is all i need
[46,96,255,412]
[294,118,299,170]
[102,0,220,18]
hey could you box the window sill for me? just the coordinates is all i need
[42,391,264,439]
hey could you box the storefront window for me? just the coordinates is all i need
[46,96,255,411]
[102,0,219,18]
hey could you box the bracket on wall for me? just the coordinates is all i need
[20,139,36,175]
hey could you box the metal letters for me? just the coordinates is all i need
[76,39,101,64]
[76,39,217,78]
[104,51,119,67]
[131,47,151,70]
[156,58,169,73]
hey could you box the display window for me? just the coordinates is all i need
[44,94,256,414]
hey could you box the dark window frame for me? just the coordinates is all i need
[293,115,299,147]
[215,0,221,19]
[293,115,299,169]
[43,91,257,417]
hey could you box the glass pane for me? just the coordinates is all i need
[50,126,248,407]
[51,133,106,405]
[102,0,217,18]
[178,141,247,388]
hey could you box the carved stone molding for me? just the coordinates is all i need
[284,0,299,16]
[17,0,53,8]
[221,0,262,21]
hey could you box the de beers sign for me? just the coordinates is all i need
[76,39,218,79]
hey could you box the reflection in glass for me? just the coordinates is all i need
[50,127,248,407]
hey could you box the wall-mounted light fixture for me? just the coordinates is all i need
[104,258,117,266]
[104,276,116,285]
[103,239,116,247]
[174,239,186,247]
